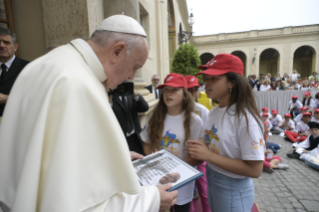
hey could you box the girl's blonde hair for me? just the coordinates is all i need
[147,87,194,151]
[263,79,270,85]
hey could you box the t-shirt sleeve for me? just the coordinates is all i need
[140,117,151,143]
[289,120,295,129]
[190,114,205,140]
[238,118,265,161]
[310,99,315,107]
[278,115,282,121]
[296,123,301,132]
[297,101,303,108]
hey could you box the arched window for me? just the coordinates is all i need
[0,0,15,32]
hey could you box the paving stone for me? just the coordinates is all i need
[287,197,298,203]
[299,200,319,211]
[292,202,304,209]
[283,203,294,209]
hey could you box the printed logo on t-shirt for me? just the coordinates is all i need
[161,130,180,156]
[251,138,263,150]
[204,124,220,142]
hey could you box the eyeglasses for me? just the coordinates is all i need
[152,79,159,81]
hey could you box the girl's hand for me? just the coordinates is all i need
[187,140,212,161]
[303,150,308,153]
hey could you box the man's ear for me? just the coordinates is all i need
[14,44,18,52]
[110,42,126,64]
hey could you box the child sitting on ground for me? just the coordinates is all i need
[261,113,281,153]
[302,91,315,111]
[294,107,308,125]
[288,95,303,119]
[285,112,311,143]
[287,121,319,159]
[276,113,295,136]
[311,109,319,123]
[269,109,282,134]
[260,107,271,120]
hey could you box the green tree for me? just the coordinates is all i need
[171,43,202,81]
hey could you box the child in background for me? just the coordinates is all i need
[262,113,272,133]
[287,122,319,159]
[285,112,312,143]
[311,109,319,123]
[185,75,211,212]
[260,79,271,91]
[141,73,204,212]
[302,91,315,111]
[187,54,264,212]
[312,93,319,115]
[260,107,271,119]
[269,109,282,134]
[294,107,308,125]
[262,113,281,153]
[276,113,295,136]
[288,95,303,119]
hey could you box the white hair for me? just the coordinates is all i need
[90,30,147,56]
[152,74,159,79]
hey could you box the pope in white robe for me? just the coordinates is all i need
[0,15,177,212]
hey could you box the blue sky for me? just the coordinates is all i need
[186,0,319,36]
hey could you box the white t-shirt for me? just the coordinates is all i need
[264,121,272,129]
[294,114,303,123]
[140,112,204,205]
[296,121,309,133]
[311,117,319,123]
[290,73,300,81]
[314,99,319,109]
[259,84,271,91]
[301,86,311,90]
[260,112,271,118]
[304,98,315,109]
[195,102,209,127]
[270,114,282,126]
[288,100,303,110]
[204,104,264,178]
[280,119,295,130]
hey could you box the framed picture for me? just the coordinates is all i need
[133,149,203,191]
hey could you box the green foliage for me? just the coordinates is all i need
[171,43,202,82]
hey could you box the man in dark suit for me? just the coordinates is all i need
[110,86,149,155]
[145,74,163,99]
[0,27,29,117]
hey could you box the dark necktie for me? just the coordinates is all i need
[1,64,7,80]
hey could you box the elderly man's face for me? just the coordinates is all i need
[108,38,148,89]
[0,34,17,62]
[152,76,160,86]
[159,172,180,184]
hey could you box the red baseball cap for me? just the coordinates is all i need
[262,113,269,117]
[303,112,312,116]
[157,73,187,89]
[196,54,244,76]
[304,91,311,96]
[272,109,278,115]
[300,107,308,112]
[262,107,268,112]
[292,95,298,99]
[284,113,291,118]
[185,75,201,88]
[315,108,319,113]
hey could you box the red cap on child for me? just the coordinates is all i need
[303,112,312,116]
[157,73,187,89]
[262,113,269,117]
[315,108,319,113]
[304,91,311,96]
[300,107,308,112]
[196,54,244,76]
[185,75,201,88]
[284,113,291,117]
[292,95,298,99]
[272,109,278,115]
[262,107,268,112]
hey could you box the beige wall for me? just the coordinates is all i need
[194,25,319,77]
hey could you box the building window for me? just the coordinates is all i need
[0,0,15,32]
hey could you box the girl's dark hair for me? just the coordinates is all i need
[315,92,319,100]
[224,72,264,137]
[302,96,313,106]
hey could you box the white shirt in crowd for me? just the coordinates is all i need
[195,102,209,126]
[140,112,204,205]
[311,117,319,123]
[265,121,273,129]
[152,86,159,98]
[294,114,303,123]
[314,99,319,109]
[204,104,264,178]
[301,86,311,90]
[270,114,282,126]
[296,121,310,133]
[259,84,271,91]
[304,98,315,110]
[288,100,303,110]
[290,73,300,81]
[279,119,295,130]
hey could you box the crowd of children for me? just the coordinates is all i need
[139,53,318,212]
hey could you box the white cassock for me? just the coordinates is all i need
[0,39,159,212]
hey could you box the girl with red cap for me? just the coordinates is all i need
[140,73,204,212]
[269,109,282,134]
[285,112,312,143]
[185,75,211,212]
[260,107,271,122]
[288,95,302,119]
[302,91,315,111]
[186,54,264,212]
[276,113,295,134]
[294,107,308,125]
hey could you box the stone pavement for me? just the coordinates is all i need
[253,135,319,212]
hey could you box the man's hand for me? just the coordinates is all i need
[133,90,138,97]
[130,151,144,161]
[156,183,178,212]
[0,93,8,104]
